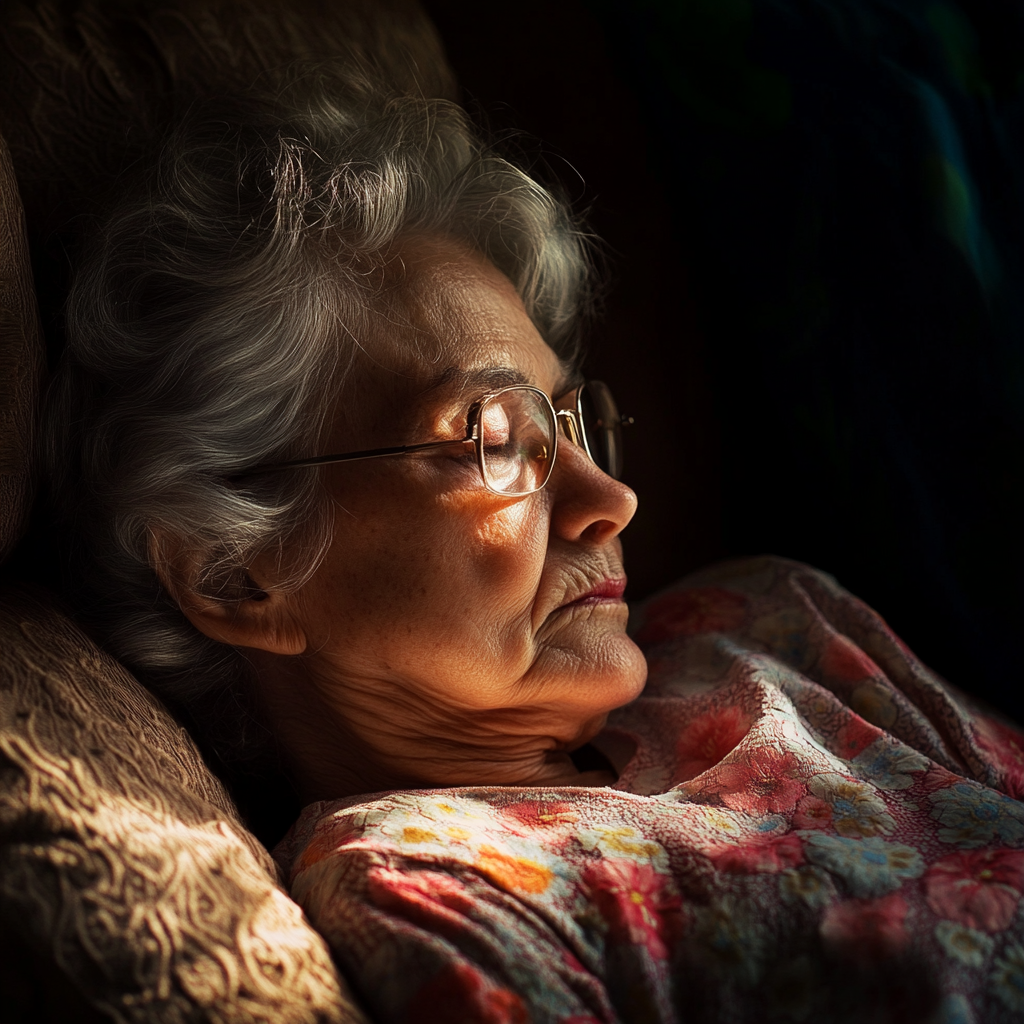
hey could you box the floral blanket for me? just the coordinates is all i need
[274,557,1024,1023]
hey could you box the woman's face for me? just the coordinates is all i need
[246,237,647,793]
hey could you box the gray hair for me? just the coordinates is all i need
[44,76,595,765]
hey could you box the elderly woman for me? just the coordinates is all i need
[46,79,1024,1023]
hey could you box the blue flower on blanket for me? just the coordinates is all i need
[688,894,768,986]
[929,782,1024,849]
[850,737,930,790]
[802,833,924,897]
[803,772,895,837]
[991,943,1024,1013]
[933,993,977,1024]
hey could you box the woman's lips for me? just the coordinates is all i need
[562,577,627,608]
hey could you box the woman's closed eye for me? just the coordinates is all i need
[479,401,511,447]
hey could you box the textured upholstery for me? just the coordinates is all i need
[0,585,368,1023]
[0,130,43,564]
[0,3,456,1016]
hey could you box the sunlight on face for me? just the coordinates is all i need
[263,236,647,791]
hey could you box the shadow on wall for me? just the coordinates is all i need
[425,0,1024,723]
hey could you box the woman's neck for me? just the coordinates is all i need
[247,653,617,803]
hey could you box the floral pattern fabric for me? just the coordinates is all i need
[275,557,1024,1023]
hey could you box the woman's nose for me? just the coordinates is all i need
[548,436,638,544]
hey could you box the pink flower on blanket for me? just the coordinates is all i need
[920,765,961,793]
[368,868,477,941]
[407,961,528,1024]
[793,795,834,830]
[676,706,753,779]
[819,634,882,685]
[820,894,909,963]
[583,858,682,959]
[833,715,883,760]
[925,849,1024,933]
[973,717,1024,800]
[712,833,805,874]
[499,800,579,832]
[634,587,748,645]
[715,747,807,815]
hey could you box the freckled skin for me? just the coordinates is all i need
[170,237,648,801]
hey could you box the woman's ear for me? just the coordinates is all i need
[148,529,307,656]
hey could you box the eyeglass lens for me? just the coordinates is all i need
[578,380,624,480]
[478,382,624,495]
[478,388,556,495]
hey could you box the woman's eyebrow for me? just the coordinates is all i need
[419,363,583,401]
[421,366,531,397]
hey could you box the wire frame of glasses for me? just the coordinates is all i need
[235,380,626,497]
[472,381,624,496]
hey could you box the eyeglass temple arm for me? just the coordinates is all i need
[234,437,472,477]
[235,404,632,479]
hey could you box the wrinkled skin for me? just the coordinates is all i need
[167,237,647,800]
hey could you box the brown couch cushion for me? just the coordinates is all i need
[0,585,368,1023]
[0,5,456,1016]
[0,130,43,564]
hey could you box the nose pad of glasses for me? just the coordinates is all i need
[555,409,591,459]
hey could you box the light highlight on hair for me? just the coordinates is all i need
[45,77,595,763]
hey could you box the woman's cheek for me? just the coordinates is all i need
[435,495,546,598]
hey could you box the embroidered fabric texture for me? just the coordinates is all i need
[277,557,1024,1024]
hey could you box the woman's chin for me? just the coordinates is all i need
[603,632,649,706]
[538,625,648,717]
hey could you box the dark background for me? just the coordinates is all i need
[424,0,1024,723]
[2,0,1021,726]
[424,0,723,595]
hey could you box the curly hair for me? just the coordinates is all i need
[44,72,596,765]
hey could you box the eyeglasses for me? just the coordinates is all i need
[243,380,630,497]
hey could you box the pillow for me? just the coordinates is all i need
[0,584,368,1023]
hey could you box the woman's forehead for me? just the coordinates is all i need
[365,236,568,392]
[331,239,574,441]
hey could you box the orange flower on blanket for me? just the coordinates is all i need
[475,846,553,894]
[973,717,1024,800]
[820,893,909,963]
[925,849,1024,933]
[676,706,753,779]
[634,587,748,645]
[583,858,682,959]
[712,833,805,874]
[715,747,807,815]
